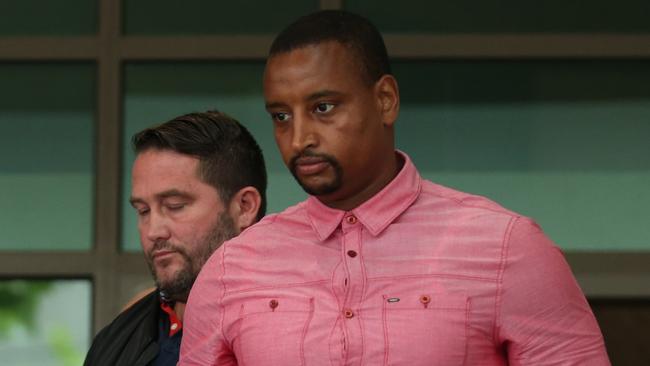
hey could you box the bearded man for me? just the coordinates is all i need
[84,110,267,366]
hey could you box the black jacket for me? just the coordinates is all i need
[84,290,161,366]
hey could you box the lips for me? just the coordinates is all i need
[293,156,330,176]
[152,250,176,261]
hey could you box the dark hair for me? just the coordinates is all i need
[132,110,267,221]
[269,10,391,85]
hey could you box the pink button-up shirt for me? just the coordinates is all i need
[180,151,609,365]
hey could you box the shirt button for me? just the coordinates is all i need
[420,295,431,306]
[347,250,357,258]
[345,215,357,224]
[170,323,178,330]
[269,299,279,310]
[344,309,354,318]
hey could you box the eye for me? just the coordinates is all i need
[314,103,334,114]
[135,207,149,217]
[271,112,291,123]
[166,203,185,211]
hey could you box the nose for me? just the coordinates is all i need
[290,111,318,153]
[142,211,171,244]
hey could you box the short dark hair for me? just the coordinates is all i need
[132,110,267,221]
[269,10,391,85]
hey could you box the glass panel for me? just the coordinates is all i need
[0,279,91,366]
[121,62,304,251]
[394,60,650,251]
[123,0,319,35]
[0,1,97,35]
[346,0,650,33]
[0,64,95,251]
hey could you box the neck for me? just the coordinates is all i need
[173,302,186,322]
[323,152,403,211]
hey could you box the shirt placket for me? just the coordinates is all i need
[339,213,365,365]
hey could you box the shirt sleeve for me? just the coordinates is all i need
[496,217,611,366]
[179,246,236,366]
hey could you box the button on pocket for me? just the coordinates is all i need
[382,292,468,365]
[419,295,431,308]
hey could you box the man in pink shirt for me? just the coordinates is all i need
[180,10,610,365]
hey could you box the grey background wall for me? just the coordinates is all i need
[1,1,648,365]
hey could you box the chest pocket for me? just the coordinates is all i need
[382,292,468,366]
[232,296,314,366]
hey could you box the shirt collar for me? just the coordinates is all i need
[305,150,421,241]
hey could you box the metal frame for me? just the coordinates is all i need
[0,0,648,335]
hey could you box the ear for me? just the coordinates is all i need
[374,74,400,127]
[227,186,262,233]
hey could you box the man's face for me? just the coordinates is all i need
[263,41,395,208]
[130,149,236,302]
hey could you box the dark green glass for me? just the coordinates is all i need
[394,60,650,250]
[0,1,96,35]
[0,64,95,250]
[123,0,319,35]
[347,0,650,33]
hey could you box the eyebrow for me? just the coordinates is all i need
[265,90,344,110]
[129,189,193,207]
[265,101,285,110]
[307,90,343,102]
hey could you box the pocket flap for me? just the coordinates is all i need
[383,292,467,310]
[240,296,313,317]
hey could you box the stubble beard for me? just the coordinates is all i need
[146,211,237,302]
